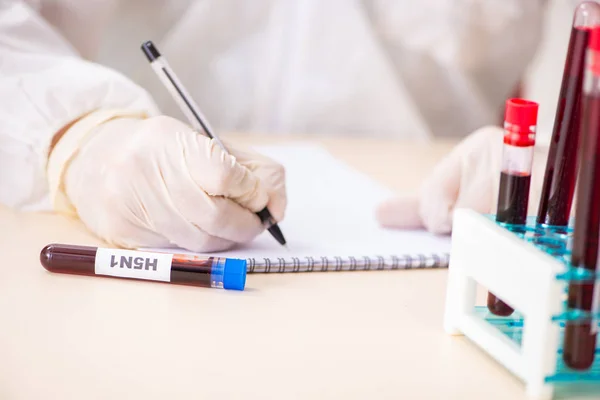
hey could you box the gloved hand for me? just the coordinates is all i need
[48,111,286,252]
[376,125,549,234]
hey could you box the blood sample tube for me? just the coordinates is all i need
[487,98,539,317]
[40,243,247,290]
[537,1,600,227]
[563,26,600,371]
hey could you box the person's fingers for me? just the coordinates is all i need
[452,167,496,218]
[455,127,505,216]
[417,150,463,234]
[69,152,232,252]
[65,146,173,250]
[76,140,235,252]
[200,136,288,222]
[65,115,267,253]
[139,118,284,223]
[157,149,265,243]
[119,166,236,252]
[239,157,287,222]
[375,195,423,229]
[170,129,270,213]
[418,126,504,234]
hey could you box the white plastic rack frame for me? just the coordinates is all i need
[443,208,599,399]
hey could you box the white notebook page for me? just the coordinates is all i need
[146,143,451,259]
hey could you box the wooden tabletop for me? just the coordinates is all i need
[0,136,546,399]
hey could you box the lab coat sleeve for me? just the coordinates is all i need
[0,1,160,211]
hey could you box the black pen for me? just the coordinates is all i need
[141,40,287,247]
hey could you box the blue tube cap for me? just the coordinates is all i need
[223,258,247,290]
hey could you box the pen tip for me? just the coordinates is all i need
[141,40,160,62]
[265,220,287,247]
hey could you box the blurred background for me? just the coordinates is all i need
[84,0,574,143]
[39,0,582,144]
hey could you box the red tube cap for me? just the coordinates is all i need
[504,98,538,147]
[505,98,538,131]
[590,25,600,52]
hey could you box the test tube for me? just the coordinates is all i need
[487,98,539,317]
[40,244,247,290]
[563,25,600,371]
[537,1,600,227]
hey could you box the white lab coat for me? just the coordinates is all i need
[1,0,548,211]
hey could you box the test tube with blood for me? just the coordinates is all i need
[537,1,600,227]
[40,243,247,290]
[487,98,539,317]
[563,25,600,371]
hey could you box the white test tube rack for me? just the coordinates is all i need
[444,208,600,399]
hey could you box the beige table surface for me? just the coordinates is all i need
[0,135,592,400]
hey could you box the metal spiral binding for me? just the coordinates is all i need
[245,253,450,273]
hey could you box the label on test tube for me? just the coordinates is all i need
[501,145,534,175]
[95,248,174,282]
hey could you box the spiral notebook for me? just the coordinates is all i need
[145,143,451,273]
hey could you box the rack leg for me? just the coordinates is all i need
[521,292,561,400]
[525,379,554,400]
[443,262,476,335]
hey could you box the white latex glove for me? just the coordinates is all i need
[47,111,286,252]
[376,125,549,234]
